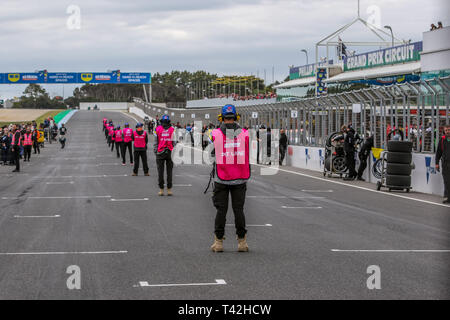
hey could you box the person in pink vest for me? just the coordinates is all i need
[109,123,115,151]
[154,115,175,196]
[121,123,134,166]
[105,119,112,140]
[102,118,108,134]
[106,121,114,146]
[23,127,33,162]
[113,125,123,159]
[210,105,250,253]
[132,123,149,176]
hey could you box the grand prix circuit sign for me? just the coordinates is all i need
[344,42,422,71]
[0,70,151,84]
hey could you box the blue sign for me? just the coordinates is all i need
[316,67,327,96]
[0,72,151,84]
[349,74,420,86]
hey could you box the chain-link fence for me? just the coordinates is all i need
[134,76,449,154]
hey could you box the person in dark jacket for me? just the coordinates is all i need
[436,125,450,203]
[11,125,21,172]
[1,127,11,165]
[343,125,358,180]
[279,129,288,166]
[357,135,374,181]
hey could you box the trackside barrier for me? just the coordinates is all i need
[132,76,449,196]
[134,76,449,153]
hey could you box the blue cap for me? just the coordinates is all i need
[222,104,236,117]
[161,115,170,122]
[124,123,129,126]
[136,123,143,128]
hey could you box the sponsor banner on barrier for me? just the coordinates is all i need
[286,145,443,196]
[0,72,151,84]
[344,41,422,71]
[47,73,78,83]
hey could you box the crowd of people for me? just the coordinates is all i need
[214,92,277,101]
[0,117,67,172]
[102,115,176,196]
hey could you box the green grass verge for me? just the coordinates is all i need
[0,110,64,127]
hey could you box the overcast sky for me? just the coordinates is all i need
[0,0,448,99]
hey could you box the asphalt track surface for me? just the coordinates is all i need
[0,110,448,300]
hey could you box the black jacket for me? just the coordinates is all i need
[344,129,357,153]
[279,133,288,149]
[359,136,374,159]
[436,135,450,165]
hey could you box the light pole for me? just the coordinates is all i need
[301,49,309,65]
[384,25,394,48]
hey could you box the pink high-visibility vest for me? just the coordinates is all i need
[133,131,147,148]
[122,128,133,143]
[114,130,123,142]
[155,126,174,152]
[212,128,250,181]
[12,132,22,146]
[23,133,33,146]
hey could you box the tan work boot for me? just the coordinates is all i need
[145,173,150,176]
[132,173,137,176]
[237,235,249,252]
[158,189,164,196]
[211,236,224,252]
[167,188,173,196]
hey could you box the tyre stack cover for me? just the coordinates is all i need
[386,141,413,188]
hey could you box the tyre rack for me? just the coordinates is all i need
[376,147,412,193]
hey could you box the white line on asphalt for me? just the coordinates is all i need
[46,181,74,185]
[14,215,61,218]
[28,195,112,199]
[281,206,322,209]
[247,196,325,199]
[136,279,227,288]
[110,198,149,202]
[226,224,272,227]
[301,189,333,193]
[253,164,450,208]
[173,184,193,187]
[331,249,450,253]
[0,250,128,256]
[48,174,128,178]
[97,163,120,166]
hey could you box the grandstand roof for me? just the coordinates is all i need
[325,61,421,83]
[273,76,316,89]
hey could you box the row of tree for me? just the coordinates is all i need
[12,84,66,109]
[10,70,283,108]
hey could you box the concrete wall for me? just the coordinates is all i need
[129,106,154,121]
[286,145,444,196]
[421,26,450,72]
[79,102,134,110]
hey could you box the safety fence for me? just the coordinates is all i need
[134,76,449,154]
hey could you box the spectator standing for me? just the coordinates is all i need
[436,125,450,203]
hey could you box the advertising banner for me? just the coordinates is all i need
[290,60,333,80]
[0,72,151,84]
[344,42,422,71]
[316,68,327,96]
